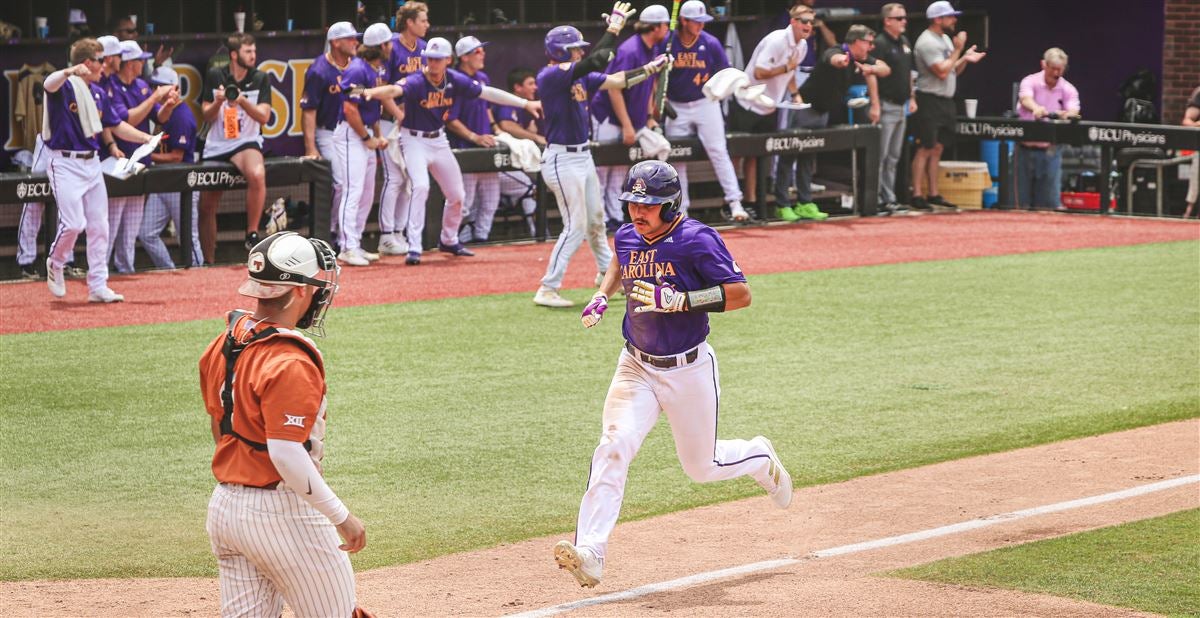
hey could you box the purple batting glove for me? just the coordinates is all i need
[581,294,609,328]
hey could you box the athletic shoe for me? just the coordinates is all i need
[910,196,932,211]
[87,287,125,303]
[554,540,602,588]
[358,248,380,262]
[437,242,476,257]
[729,201,751,222]
[927,194,958,209]
[594,272,604,287]
[405,251,422,266]
[753,436,793,509]
[63,263,87,279]
[378,234,408,256]
[776,205,801,222]
[337,250,370,267]
[875,203,893,217]
[795,202,829,221]
[533,287,575,308]
[46,258,66,298]
[20,264,39,280]
[244,231,261,251]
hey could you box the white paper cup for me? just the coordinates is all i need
[34,16,47,28]
[964,99,978,118]
[129,14,137,26]
[233,12,246,33]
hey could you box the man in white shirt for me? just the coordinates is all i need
[730,4,811,213]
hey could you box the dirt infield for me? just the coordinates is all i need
[2,211,1196,335]
[3,419,1195,616]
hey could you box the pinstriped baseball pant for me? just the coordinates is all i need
[207,483,356,618]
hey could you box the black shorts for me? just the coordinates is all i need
[203,141,262,162]
[728,101,778,134]
[912,92,956,149]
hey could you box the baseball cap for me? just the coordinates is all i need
[640,4,671,24]
[149,66,179,86]
[97,35,122,58]
[454,35,488,57]
[680,0,713,23]
[239,232,338,299]
[362,22,392,47]
[69,9,89,25]
[422,37,453,58]
[326,21,357,41]
[926,1,962,19]
[119,40,153,61]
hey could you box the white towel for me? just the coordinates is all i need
[43,75,102,142]
[385,123,408,181]
[636,127,671,161]
[495,132,543,173]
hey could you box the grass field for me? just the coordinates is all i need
[1,240,1196,581]
[892,509,1200,616]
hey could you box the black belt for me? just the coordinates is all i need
[407,129,442,138]
[554,144,590,152]
[221,481,280,490]
[57,150,95,159]
[625,342,700,369]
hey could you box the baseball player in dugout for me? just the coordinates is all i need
[533,4,673,308]
[199,231,374,618]
[555,161,793,588]
[199,32,272,263]
[43,37,156,303]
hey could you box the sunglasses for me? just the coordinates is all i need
[887,16,908,21]
[792,16,814,24]
[89,55,104,62]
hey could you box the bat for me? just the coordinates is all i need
[653,0,683,120]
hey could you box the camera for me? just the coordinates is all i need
[224,84,240,102]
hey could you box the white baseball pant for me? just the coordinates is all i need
[573,342,778,561]
[46,150,110,292]
[456,173,500,243]
[333,122,377,253]
[376,119,410,239]
[207,483,356,618]
[540,146,612,290]
[666,98,743,214]
[499,170,537,237]
[593,119,628,224]
[395,131,465,251]
[139,192,204,269]
[107,194,145,273]
[315,128,345,237]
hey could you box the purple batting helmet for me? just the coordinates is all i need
[620,160,683,221]
[545,25,589,62]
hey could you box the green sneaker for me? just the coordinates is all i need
[796,202,829,221]
[776,205,801,222]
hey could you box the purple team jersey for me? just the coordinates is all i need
[108,75,159,164]
[447,69,491,148]
[493,104,539,135]
[616,217,746,356]
[158,101,198,163]
[536,63,606,145]
[666,30,730,103]
[340,58,388,127]
[301,54,348,130]
[591,34,660,128]
[44,78,121,152]
[388,36,426,83]
[400,68,483,132]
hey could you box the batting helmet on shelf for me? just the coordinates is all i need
[619,160,683,221]
[544,25,589,62]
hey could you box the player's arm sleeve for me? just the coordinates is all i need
[101,93,123,128]
[479,85,527,107]
[714,42,731,73]
[267,439,350,524]
[692,228,747,286]
[260,356,324,442]
[571,31,618,80]
[300,69,323,110]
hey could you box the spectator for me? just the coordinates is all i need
[494,68,542,237]
[781,24,888,221]
[910,0,984,210]
[1183,85,1199,218]
[199,32,272,262]
[873,2,916,215]
[1016,47,1080,210]
[731,4,811,215]
[109,15,173,81]
[447,36,503,244]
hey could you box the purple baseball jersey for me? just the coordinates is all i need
[157,101,198,163]
[340,58,389,127]
[108,75,159,164]
[536,63,607,146]
[301,53,348,130]
[447,69,491,148]
[44,77,121,152]
[590,35,660,128]
[493,104,539,134]
[400,68,483,132]
[666,30,730,103]
[388,36,427,83]
[616,217,746,356]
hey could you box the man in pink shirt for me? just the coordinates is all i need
[1016,47,1080,209]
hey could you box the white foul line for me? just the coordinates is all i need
[512,474,1199,618]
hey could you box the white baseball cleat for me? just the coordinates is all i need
[358,248,380,262]
[87,287,125,303]
[46,258,66,298]
[378,234,408,256]
[729,201,751,222]
[338,250,370,267]
[534,287,575,308]
[554,540,602,588]
[754,436,793,509]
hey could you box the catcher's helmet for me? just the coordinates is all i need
[619,160,683,221]
[239,232,341,336]
[545,25,589,62]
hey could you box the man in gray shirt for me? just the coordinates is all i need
[910,1,984,210]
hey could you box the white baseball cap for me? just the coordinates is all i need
[119,40,152,61]
[97,35,122,58]
[454,35,488,57]
[422,37,453,58]
[69,9,89,25]
[680,1,713,23]
[641,4,671,24]
[327,21,358,41]
[926,1,962,19]
[363,22,392,46]
[150,66,179,86]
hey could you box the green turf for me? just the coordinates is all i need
[891,509,1200,616]
[1,240,1197,580]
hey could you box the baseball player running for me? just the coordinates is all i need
[43,38,155,303]
[664,1,748,222]
[200,231,373,618]
[446,35,502,244]
[554,161,792,589]
[377,2,429,256]
[533,5,672,308]
[363,37,543,265]
[300,21,359,241]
